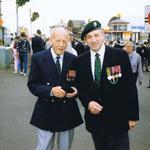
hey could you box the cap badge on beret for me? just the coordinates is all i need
[93,22,97,27]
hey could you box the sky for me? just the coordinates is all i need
[1,0,150,36]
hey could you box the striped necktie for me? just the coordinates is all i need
[56,55,61,74]
[94,53,101,86]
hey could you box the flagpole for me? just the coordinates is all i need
[29,8,32,35]
[16,4,19,34]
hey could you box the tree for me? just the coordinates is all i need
[31,12,39,22]
[16,0,30,7]
[16,0,30,34]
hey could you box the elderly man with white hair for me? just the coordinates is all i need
[27,27,83,150]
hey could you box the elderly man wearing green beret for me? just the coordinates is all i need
[74,20,139,150]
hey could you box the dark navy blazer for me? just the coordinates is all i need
[74,46,139,133]
[27,49,83,131]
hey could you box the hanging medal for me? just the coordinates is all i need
[106,65,122,85]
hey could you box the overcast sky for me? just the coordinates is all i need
[1,0,150,35]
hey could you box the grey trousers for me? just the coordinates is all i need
[36,128,74,150]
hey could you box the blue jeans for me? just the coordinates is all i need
[19,53,28,74]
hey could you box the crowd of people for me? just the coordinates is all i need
[10,29,45,76]
[105,40,150,73]
[10,29,150,77]
[10,29,90,76]
[9,21,150,150]
[105,39,150,88]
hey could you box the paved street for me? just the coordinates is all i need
[0,66,150,150]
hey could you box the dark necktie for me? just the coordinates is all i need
[56,55,61,74]
[94,53,101,86]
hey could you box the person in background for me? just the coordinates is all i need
[114,40,125,49]
[31,29,45,54]
[27,27,83,150]
[45,37,51,50]
[74,20,139,150]
[10,35,20,74]
[124,41,143,85]
[71,35,89,55]
[17,32,31,76]
[136,42,149,72]
[142,41,150,72]
[66,31,78,56]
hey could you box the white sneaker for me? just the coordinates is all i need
[23,73,27,76]
[19,72,24,75]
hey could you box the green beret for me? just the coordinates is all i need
[81,20,101,40]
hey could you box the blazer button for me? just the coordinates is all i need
[47,82,50,85]
[63,100,66,103]
[51,100,54,103]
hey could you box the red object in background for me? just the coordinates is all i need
[0,18,4,26]
[148,13,150,24]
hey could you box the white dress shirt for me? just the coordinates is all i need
[50,48,64,96]
[90,44,105,80]
[51,48,63,70]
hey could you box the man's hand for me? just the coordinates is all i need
[51,86,66,98]
[88,101,103,114]
[129,120,138,130]
[66,87,78,98]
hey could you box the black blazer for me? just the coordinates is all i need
[27,49,83,132]
[74,46,139,133]
[31,36,45,53]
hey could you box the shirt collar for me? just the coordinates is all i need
[51,48,63,60]
[90,44,105,58]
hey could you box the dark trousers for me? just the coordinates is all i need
[91,131,129,150]
[142,57,149,71]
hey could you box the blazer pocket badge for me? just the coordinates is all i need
[106,65,122,85]
[67,70,76,81]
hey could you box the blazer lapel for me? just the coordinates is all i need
[58,52,72,85]
[44,49,60,82]
[84,51,95,82]
[102,47,112,70]
[61,52,70,76]
[100,46,114,83]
